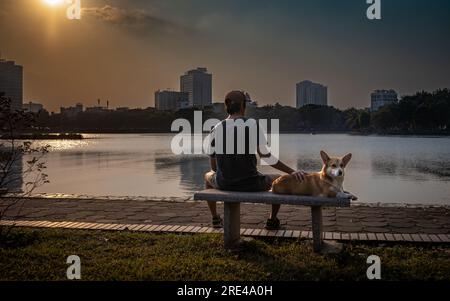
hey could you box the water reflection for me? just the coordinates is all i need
[154,153,209,192]
[371,154,450,181]
[179,157,210,192]
[297,157,322,173]
[0,151,23,193]
[33,139,89,151]
[371,155,399,177]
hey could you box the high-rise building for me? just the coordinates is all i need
[0,60,23,111]
[155,90,189,111]
[371,90,398,111]
[180,68,212,108]
[296,80,328,108]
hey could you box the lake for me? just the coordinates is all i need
[25,134,450,205]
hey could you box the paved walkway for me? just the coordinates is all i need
[1,195,449,238]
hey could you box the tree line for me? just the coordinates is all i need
[33,89,450,134]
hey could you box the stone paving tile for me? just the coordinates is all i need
[364,227,392,233]
[416,223,444,229]
[420,228,450,234]
[337,225,364,233]
[1,197,449,235]
[388,222,416,228]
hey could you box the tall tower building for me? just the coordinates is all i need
[371,89,398,111]
[0,59,23,111]
[180,68,212,108]
[296,80,328,108]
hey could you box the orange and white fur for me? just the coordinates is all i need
[272,151,357,200]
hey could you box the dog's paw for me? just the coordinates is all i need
[344,191,358,201]
[337,192,353,199]
[339,191,359,200]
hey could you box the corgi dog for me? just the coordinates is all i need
[272,150,357,200]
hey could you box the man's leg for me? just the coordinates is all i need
[270,204,281,220]
[204,171,217,216]
[204,171,222,228]
[265,174,282,230]
[267,174,281,219]
[207,202,218,218]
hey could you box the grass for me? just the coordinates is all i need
[0,227,449,281]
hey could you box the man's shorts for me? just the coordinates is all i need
[205,171,280,192]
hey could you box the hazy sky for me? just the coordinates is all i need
[1,0,449,112]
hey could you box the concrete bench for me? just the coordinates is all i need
[194,189,351,252]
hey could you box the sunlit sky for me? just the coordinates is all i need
[1,0,449,112]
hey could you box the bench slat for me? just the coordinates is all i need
[194,189,350,207]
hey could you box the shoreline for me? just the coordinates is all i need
[9,130,450,137]
[0,133,84,140]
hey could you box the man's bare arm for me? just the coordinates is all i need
[258,147,307,181]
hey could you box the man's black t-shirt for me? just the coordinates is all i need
[208,118,269,192]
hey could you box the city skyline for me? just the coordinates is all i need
[0,0,449,112]
[0,58,443,113]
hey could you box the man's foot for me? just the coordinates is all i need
[212,215,223,228]
[265,217,281,230]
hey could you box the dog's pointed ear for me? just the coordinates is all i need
[342,153,352,167]
[320,150,330,164]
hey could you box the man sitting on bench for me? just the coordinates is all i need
[204,91,307,230]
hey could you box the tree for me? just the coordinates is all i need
[371,105,398,131]
[0,94,50,244]
[343,108,360,130]
[358,110,371,129]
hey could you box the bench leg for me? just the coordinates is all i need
[311,206,323,252]
[223,202,240,249]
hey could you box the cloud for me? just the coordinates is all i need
[82,5,181,33]
[0,0,13,16]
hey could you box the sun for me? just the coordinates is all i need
[43,0,64,6]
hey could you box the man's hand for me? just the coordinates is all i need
[291,170,308,182]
